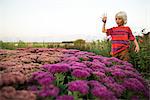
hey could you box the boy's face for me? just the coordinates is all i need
[115,16,124,26]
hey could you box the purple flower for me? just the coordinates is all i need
[91,85,116,100]
[77,55,90,61]
[62,49,79,54]
[71,69,90,78]
[86,52,95,56]
[125,66,136,72]
[106,83,125,97]
[111,70,126,78]
[67,80,89,95]
[124,70,143,82]
[88,80,104,88]
[31,71,55,85]
[131,96,140,100]
[47,63,70,73]
[42,64,51,69]
[90,63,106,72]
[89,55,104,61]
[123,78,145,92]
[69,65,82,70]
[23,49,149,99]
[84,68,93,73]
[105,67,113,73]
[32,71,47,79]
[27,85,38,91]
[92,59,106,67]
[82,61,93,67]
[92,67,106,73]
[33,71,53,80]
[111,65,123,69]
[63,56,80,62]
[111,65,135,73]
[92,71,106,79]
[38,77,55,85]
[71,62,87,68]
[100,76,115,84]
[38,85,59,97]
[121,61,133,67]
[56,95,74,100]
[75,51,89,56]
[101,60,112,67]
[107,57,123,64]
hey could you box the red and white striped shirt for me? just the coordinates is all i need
[106,26,135,55]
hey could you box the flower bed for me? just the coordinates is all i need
[0,48,149,100]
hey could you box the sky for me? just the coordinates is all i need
[0,0,150,42]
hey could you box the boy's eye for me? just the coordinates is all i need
[116,17,122,20]
[118,18,122,20]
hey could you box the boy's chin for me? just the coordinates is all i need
[117,24,124,26]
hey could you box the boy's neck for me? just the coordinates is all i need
[117,25,124,27]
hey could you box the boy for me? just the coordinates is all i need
[102,11,140,61]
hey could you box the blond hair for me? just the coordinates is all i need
[115,11,127,25]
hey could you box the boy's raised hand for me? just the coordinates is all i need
[102,13,107,23]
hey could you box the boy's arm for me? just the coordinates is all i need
[128,27,140,53]
[102,22,107,33]
[133,39,140,52]
[102,16,107,33]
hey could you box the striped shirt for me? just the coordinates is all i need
[106,26,135,55]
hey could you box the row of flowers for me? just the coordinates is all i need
[0,48,149,99]
[27,49,149,100]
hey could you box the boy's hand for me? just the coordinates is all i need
[101,13,107,23]
[102,16,107,23]
[135,46,140,53]
[101,13,107,33]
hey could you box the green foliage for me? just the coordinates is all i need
[18,40,28,48]
[129,35,150,78]
[86,40,111,57]
[32,42,47,48]
[74,39,86,50]
[0,41,16,50]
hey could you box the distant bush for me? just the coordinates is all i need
[32,42,46,48]
[86,40,111,57]
[74,39,86,50]
[18,40,28,48]
[0,41,16,50]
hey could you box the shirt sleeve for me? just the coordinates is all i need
[106,28,113,36]
[128,27,135,41]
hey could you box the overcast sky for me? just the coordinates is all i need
[0,0,149,42]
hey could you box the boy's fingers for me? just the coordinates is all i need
[135,49,139,53]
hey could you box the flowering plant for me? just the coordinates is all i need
[28,49,149,100]
[0,48,149,100]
